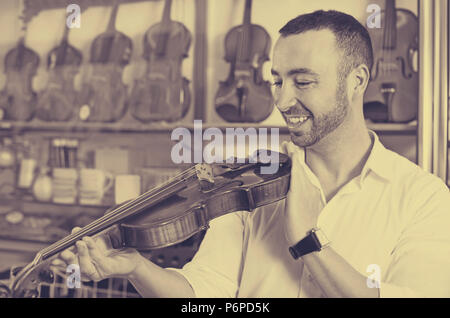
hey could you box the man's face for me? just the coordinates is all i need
[271,29,349,148]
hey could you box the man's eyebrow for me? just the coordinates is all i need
[288,68,319,77]
[270,68,319,77]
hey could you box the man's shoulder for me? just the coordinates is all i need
[383,148,449,201]
[373,148,449,231]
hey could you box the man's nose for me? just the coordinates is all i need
[275,97,297,112]
[274,86,297,112]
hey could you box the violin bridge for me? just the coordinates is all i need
[195,164,215,191]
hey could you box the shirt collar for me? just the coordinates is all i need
[281,130,394,185]
[360,130,394,183]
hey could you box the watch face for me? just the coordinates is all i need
[314,229,330,247]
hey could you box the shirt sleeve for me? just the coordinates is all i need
[380,176,450,298]
[166,211,247,298]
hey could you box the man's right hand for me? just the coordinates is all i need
[50,227,145,282]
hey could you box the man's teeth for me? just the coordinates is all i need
[287,116,309,124]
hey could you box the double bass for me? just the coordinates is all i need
[78,3,132,122]
[0,15,39,121]
[363,0,418,123]
[36,15,82,122]
[7,150,291,297]
[129,0,191,123]
[215,0,273,123]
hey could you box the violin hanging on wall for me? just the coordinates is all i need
[129,0,191,123]
[35,14,82,122]
[214,0,273,123]
[363,0,418,123]
[0,13,39,121]
[78,2,132,122]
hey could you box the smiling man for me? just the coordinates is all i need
[54,10,450,298]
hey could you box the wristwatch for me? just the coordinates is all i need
[289,228,331,260]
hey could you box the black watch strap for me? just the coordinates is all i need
[289,231,320,259]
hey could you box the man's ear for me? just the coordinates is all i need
[348,64,371,101]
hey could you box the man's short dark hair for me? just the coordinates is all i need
[279,10,374,80]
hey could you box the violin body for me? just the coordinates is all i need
[9,151,291,297]
[0,42,39,121]
[364,1,418,123]
[78,6,132,122]
[36,37,82,122]
[130,0,191,122]
[215,0,273,123]
[112,157,290,249]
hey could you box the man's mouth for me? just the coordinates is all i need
[284,115,311,128]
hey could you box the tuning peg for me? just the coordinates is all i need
[38,269,54,284]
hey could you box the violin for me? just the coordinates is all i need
[364,0,418,123]
[0,15,39,121]
[9,150,290,297]
[215,0,273,123]
[36,15,82,122]
[130,0,191,123]
[78,3,132,122]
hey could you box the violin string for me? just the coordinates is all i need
[40,166,198,257]
[41,168,197,258]
[42,166,197,253]
[244,0,251,63]
[237,0,249,65]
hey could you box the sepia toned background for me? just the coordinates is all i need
[0,0,447,298]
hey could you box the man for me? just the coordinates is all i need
[53,10,450,297]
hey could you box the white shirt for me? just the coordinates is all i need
[168,131,450,297]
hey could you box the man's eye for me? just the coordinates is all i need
[295,81,312,87]
[271,81,282,87]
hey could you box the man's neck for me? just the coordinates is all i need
[304,120,373,201]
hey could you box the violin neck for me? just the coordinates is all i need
[37,167,197,261]
[243,0,252,26]
[383,0,397,50]
[14,39,27,70]
[18,0,28,43]
[161,0,173,25]
[61,21,71,43]
[236,0,253,64]
[18,15,28,47]
[55,26,71,67]
[107,4,119,32]
[154,0,173,56]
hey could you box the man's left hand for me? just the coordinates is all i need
[282,142,325,246]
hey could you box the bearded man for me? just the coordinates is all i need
[54,10,450,298]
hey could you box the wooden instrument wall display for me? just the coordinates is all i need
[129,0,191,123]
[363,0,418,123]
[214,0,273,123]
[0,14,39,121]
[35,15,83,122]
[8,151,291,297]
[77,3,133,122]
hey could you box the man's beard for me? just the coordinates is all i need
[289,81,349,148]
